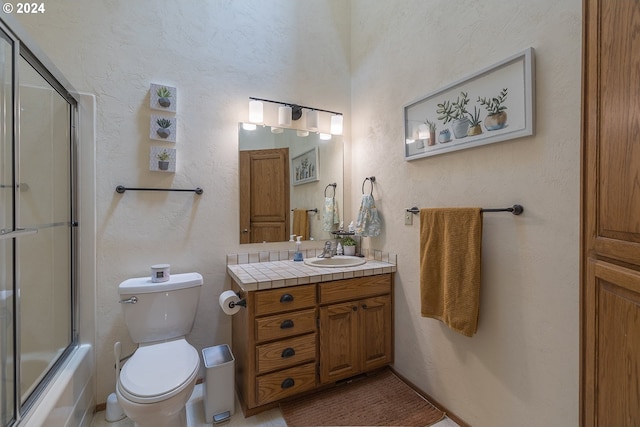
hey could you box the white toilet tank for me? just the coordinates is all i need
[118,272,203,344]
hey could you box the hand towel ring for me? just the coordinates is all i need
[324,183,337,197]
[362,176,376,195]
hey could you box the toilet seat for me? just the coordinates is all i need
[118,338,199,404]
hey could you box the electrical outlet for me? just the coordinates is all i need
[404,211,413,225]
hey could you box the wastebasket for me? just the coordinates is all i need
[202,344,235,424]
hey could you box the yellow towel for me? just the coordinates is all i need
[292,209,309,240]
[420,208,483,337]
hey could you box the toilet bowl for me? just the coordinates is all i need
[116,339,199,427]
[116,272,203,427]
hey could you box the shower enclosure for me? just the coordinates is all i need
[0,19,78,427]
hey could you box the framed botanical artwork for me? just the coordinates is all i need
[149,146,176,172]
[150,83,177,112]
[292,147,319,186]
[403,47,535,160]
[150,115,177,142]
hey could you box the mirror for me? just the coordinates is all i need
[239,124,343,244]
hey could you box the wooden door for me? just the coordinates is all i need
[319,301,359,384]
[582,1,640,425]
[239,148,289,243]
[359,295,393,372]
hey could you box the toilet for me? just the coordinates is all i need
[116,272,203,427]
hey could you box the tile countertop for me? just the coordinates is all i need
[227,250,397,292]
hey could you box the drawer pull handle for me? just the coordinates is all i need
[362,304,368,309]
[281,347,296,358]
[352,306,358,311]
[280,319,294,329]
[280,294,294,303]
[281,378,295,389]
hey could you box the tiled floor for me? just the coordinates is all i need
[90,384,285,427]
[90,383,460,427]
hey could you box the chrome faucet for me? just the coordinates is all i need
[318,241,334,258]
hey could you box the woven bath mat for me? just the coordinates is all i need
[280,369,445,426]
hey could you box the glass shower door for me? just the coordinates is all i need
[0,19,76,426]
[0,27,15,427]
[16,55,72,404]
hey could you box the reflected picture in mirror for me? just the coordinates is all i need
[238,124,343,244]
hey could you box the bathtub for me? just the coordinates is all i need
[20,350,63,402]
[18,344,95,427]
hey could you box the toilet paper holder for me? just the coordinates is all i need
[228,292,246,309]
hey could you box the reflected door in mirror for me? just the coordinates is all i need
[239,148,290,243]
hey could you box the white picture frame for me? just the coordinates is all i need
[292,147,319,186]
[150,83,177,112]
[149,146,176,173]
[150,114,177,142]
[403,47,535,161]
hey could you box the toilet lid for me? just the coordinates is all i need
[120,339,199,399]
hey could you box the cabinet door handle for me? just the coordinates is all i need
[280,293,294,303]
[281,378,295,389]
[352,306,358,311]
[281,347,296,358]
[361,304,368,309]
[280,319,294,329]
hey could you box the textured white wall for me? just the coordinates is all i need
[350,1,581,426]
[18,1,582,425]
[17,0,351,404]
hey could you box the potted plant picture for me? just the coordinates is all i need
[156,117,172,138]
[157,149,171,170]
[435,100,454,142]
[478,87,508,131]
[342,236,357,256]
[451,91,471,138]
[425,119,437,146]
[436,92,471,139]
[156,86,172,108]
[150,83,177,112]
[438,128,452,143]
[467,106,483,136]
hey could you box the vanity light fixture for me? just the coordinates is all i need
[248,99,263,123]
[306,109,319,131]
[330,114,343,135]
[249,96,342,135]
[278,106,292,126]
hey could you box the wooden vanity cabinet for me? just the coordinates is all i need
[318,274,393,384]
[232,283,318,415]
[231,273,393,416]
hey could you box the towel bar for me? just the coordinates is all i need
[292,208,318,213]
[116,185,203,195]
[406,204,524,215]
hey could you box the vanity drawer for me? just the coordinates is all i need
[255,308,316,343]
[319,274,392,304]
[254,284,316,316]
[256,362,317,406]
[256,333,317,374]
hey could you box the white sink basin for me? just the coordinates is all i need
[304,256,366,268]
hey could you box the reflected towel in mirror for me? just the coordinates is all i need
[322,197,340,231]
[293,209,310,240]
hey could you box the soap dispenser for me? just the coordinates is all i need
[293,236,304,261]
